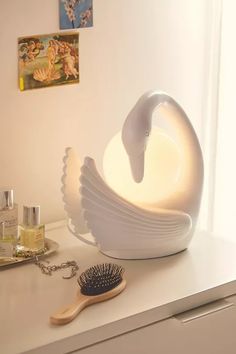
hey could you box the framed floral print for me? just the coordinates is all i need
[59,0,93,29]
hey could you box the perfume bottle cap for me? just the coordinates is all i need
[0,222,5,238]
[23,206,40,226]
[0,190,14,210]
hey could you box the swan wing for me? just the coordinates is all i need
[61,148,88,234]
[80,157,192,242]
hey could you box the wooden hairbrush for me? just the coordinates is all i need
[50,263,126,325]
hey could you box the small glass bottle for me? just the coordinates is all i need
[0,189,18,245]
[19,206,45,251]
[0,221,13,257]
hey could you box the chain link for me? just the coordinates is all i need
[34,257,79,279]
[14,245,79,279]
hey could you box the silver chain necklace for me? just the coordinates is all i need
[14,246,79,279]
[34,257,79,279]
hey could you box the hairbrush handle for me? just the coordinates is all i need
[50,279,126,325]
[50,293,89,325]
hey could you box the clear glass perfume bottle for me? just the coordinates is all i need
[0,189,18,245]
[0,221,14,257]
[19,206,45,252]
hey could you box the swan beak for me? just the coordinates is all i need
[129,153,144,183]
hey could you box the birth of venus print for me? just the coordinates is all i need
[18,32,79,91]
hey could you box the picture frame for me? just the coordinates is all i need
[18,32,79,91]
[59,0,93,29]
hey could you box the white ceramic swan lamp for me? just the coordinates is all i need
[62,91,204,259]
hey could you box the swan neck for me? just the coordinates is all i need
[145,92,204,214]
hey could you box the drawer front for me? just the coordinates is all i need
[74,295,236,354]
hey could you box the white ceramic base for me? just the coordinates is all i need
[99,239,191,260]
[100,248,186,260]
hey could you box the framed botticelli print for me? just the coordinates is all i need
[18,32,79,91]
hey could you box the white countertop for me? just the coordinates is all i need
[1,222,236,354]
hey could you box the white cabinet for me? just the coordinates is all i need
[78,296,236,354]
[1,224,236,354]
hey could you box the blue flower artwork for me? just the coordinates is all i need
[60,0,93,29]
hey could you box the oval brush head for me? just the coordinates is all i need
[78,263,124,296]
[50,263,126,325]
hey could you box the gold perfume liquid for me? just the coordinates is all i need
[20,224,45,251]
[19,205,45,252]
[0,221,13,257]
[0,205,18,242]
[0,190,18,246]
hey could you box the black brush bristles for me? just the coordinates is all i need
[78,263,125,296]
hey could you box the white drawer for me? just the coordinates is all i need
[75,294,236,354]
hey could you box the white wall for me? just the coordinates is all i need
[214,0,236,241]
[0,0,210,224]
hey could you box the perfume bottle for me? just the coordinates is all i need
[19,206,45,251]
[0,189,18,245]
[0,221,14,257]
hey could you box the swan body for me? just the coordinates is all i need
[62,91,204,259]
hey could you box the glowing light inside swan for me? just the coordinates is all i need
[103,127,182,205]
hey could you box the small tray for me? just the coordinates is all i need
[0,238,59,269]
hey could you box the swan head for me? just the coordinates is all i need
[121,91,170,183]
[121,101,152,183]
